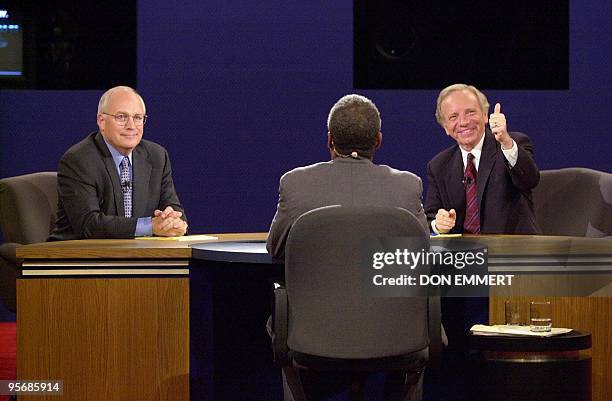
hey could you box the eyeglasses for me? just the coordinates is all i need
[102,112,147,126]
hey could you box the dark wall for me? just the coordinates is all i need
[1,0,610,235]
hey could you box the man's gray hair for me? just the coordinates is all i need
[97,86,146,114]
[327,94,381,156]
[435,83,489,126]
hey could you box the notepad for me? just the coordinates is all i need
[135,234,218,241]
[471,324,573,337]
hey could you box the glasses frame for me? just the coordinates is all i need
[102,112,148,126]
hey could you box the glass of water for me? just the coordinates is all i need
[504,300,521,325]
[530,301,552,332]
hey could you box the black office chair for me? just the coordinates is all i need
[271,205,442,401]
[0,172,58,312]
[533,168,612,237]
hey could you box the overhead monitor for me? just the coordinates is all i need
[0,8,23,78]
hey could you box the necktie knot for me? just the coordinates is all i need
[465,153,477,181]
[120,156,130,170]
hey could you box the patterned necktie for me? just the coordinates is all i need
[463,153,480,234]
[120,156,132,218]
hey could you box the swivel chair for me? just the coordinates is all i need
[533,168,612,237]
[0,172,58,312]
[271,205,442,401]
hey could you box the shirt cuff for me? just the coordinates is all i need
[502,139,518,167]
[431,219,440,235]
[135,217,153,237]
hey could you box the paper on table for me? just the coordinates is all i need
[135,234,218,242]
[471,324,573,337]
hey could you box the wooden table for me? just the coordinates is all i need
[467,331,592,401]
[15,233,266,401]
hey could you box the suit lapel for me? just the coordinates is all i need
[94,132,125,216]
[132,146,152,218]
[477,130,497,206]
[445,148,466,213]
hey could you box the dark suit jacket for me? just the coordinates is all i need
[267,157,429,259]
[424,130,541,234]
[48,131,185,240]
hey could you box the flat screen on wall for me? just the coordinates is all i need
[354,0,569,89]
[0,8,23,78]
[0,0,136,89]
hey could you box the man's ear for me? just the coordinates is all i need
[97,113,105,133]
[375,132,383,149]
[327,132,334,150]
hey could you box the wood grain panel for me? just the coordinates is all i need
[490,295,611,401]
[17,278,189,401]
[16,233,269,259]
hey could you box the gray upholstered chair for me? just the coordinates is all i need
[533,168,612,237]
[271,205,441,401]
[0,172,58,312]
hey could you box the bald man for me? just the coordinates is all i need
[49,86,187,240]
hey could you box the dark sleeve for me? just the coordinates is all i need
[57,153,137,239]
[157,149,187,223]
[423,161,442,231]
[508,132,540,191]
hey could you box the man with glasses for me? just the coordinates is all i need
[49,86,187,240]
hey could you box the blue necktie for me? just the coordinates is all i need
[120,156,132,218]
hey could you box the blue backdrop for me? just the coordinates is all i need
[1,0,610,235]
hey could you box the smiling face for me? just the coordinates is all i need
[439,89,488,151]
[97,88,145,155]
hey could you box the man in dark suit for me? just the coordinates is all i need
[424,83,540,235]
[49,86,187,240]
[423,84,540,400]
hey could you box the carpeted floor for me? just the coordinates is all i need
[0,322,16,401]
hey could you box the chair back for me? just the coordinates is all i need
[533,168,612,237]
[0,172,58,244]
[285,205,430,359]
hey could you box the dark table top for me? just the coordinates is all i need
[191,240,280,264]
[468,330,591,352]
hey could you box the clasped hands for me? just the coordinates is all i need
[152,206,188,237]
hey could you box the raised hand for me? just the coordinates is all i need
[489,103,513,149]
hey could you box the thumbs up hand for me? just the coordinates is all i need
[490,103,513,149]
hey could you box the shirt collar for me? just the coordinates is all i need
[103,137,132,169]
[459,131,485,170]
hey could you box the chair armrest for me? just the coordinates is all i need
[427,295,445,368]
[0,242,21,312]
[0,242,21,263]
[271,284,289,367]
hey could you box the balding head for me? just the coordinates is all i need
[97,86,146,115]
